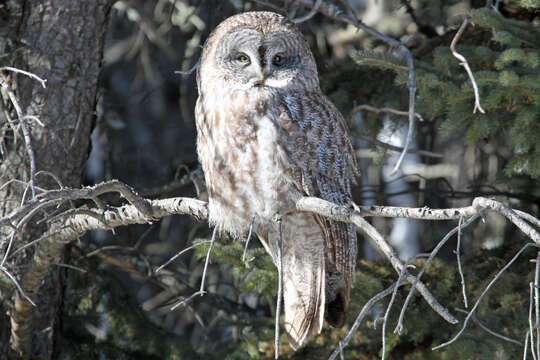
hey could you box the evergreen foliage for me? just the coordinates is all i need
[352,6,540,178]
[187,236,533,359]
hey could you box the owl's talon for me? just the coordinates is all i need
[351,202,362,213]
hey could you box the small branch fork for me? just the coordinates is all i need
[1,177,539,356]
[0,67,47,200]
[450,17,486,114]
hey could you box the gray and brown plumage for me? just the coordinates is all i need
[195,11,358,349]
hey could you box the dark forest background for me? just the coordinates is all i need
[1,1,539,359]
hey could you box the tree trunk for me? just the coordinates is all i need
[0,1,112,358]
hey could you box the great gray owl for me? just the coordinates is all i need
[195,11,358,349]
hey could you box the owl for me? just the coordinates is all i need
[195,11,358,349]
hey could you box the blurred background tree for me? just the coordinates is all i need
[1,0,539,359]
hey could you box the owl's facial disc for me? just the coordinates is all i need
[216,27,301,89]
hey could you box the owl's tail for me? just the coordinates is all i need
[258,212,327,350]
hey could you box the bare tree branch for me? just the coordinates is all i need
[328,283,400,360]
[456,216,468,308]
[298,198,458,324]
[535,253,540,357]
[395,212,483,333]
[472,197,540,244]
[432,243,538,351]
[450,17,486,114]
[350,104,424,122]
[0,76,38,199]
[529,282,538,360]
[292,0,322,23]
[454,308,522,346]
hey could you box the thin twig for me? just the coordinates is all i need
[456,216,468,308]
[174,60,199,76]
[530,282,538,360]
[292,0,322,23]
[454,308,522,346]
[0,67,47,88]
[1,78,37,198]
[389,93,415,176]
[53,263,87,273]
[242,216,255,263]
[433,243,538,351]
[382,258,420,360]
[338,341,344,360]
[356,134,442,158]
[1,232,17,267]
[535,252,540,357]
[351,104,424,122]
[0,266,36,306]
[275,215,283,359]
[155,240,213,273]
[526,331,531,360]
[328,284,399,360]
[170,227,217,310]
[395,212,482,333]
[200,226,217,294]
[171,291,204,310]
[450,17,485,114]
[303,198,458,324]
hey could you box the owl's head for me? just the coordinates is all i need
[198,12,319,92]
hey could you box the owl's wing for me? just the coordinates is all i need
[279,91,358,316]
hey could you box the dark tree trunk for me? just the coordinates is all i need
[0,1,112,358]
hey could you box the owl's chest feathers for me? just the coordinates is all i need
[199,88,299,234]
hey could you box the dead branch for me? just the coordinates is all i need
[456,216,468,308]
[450,17,486,114]
[0,76,38,199]
[472,197,540,244]
[432,243,538,351]
[350,104,424,122]
[395,212,484,333]
[292,0,322,23]
[298,198,458,323]
[454,308,522,346]
[328,283,400,360]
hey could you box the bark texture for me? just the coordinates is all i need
[0,1,112,358]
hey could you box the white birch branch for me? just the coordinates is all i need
[2,179,539,357]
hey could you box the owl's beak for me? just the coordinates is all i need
[251,64,267,87]
[253,77,264,86]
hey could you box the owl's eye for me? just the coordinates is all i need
[236,54,250,64]
[272,55,284,66]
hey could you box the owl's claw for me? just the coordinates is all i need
[351,201,362,213]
